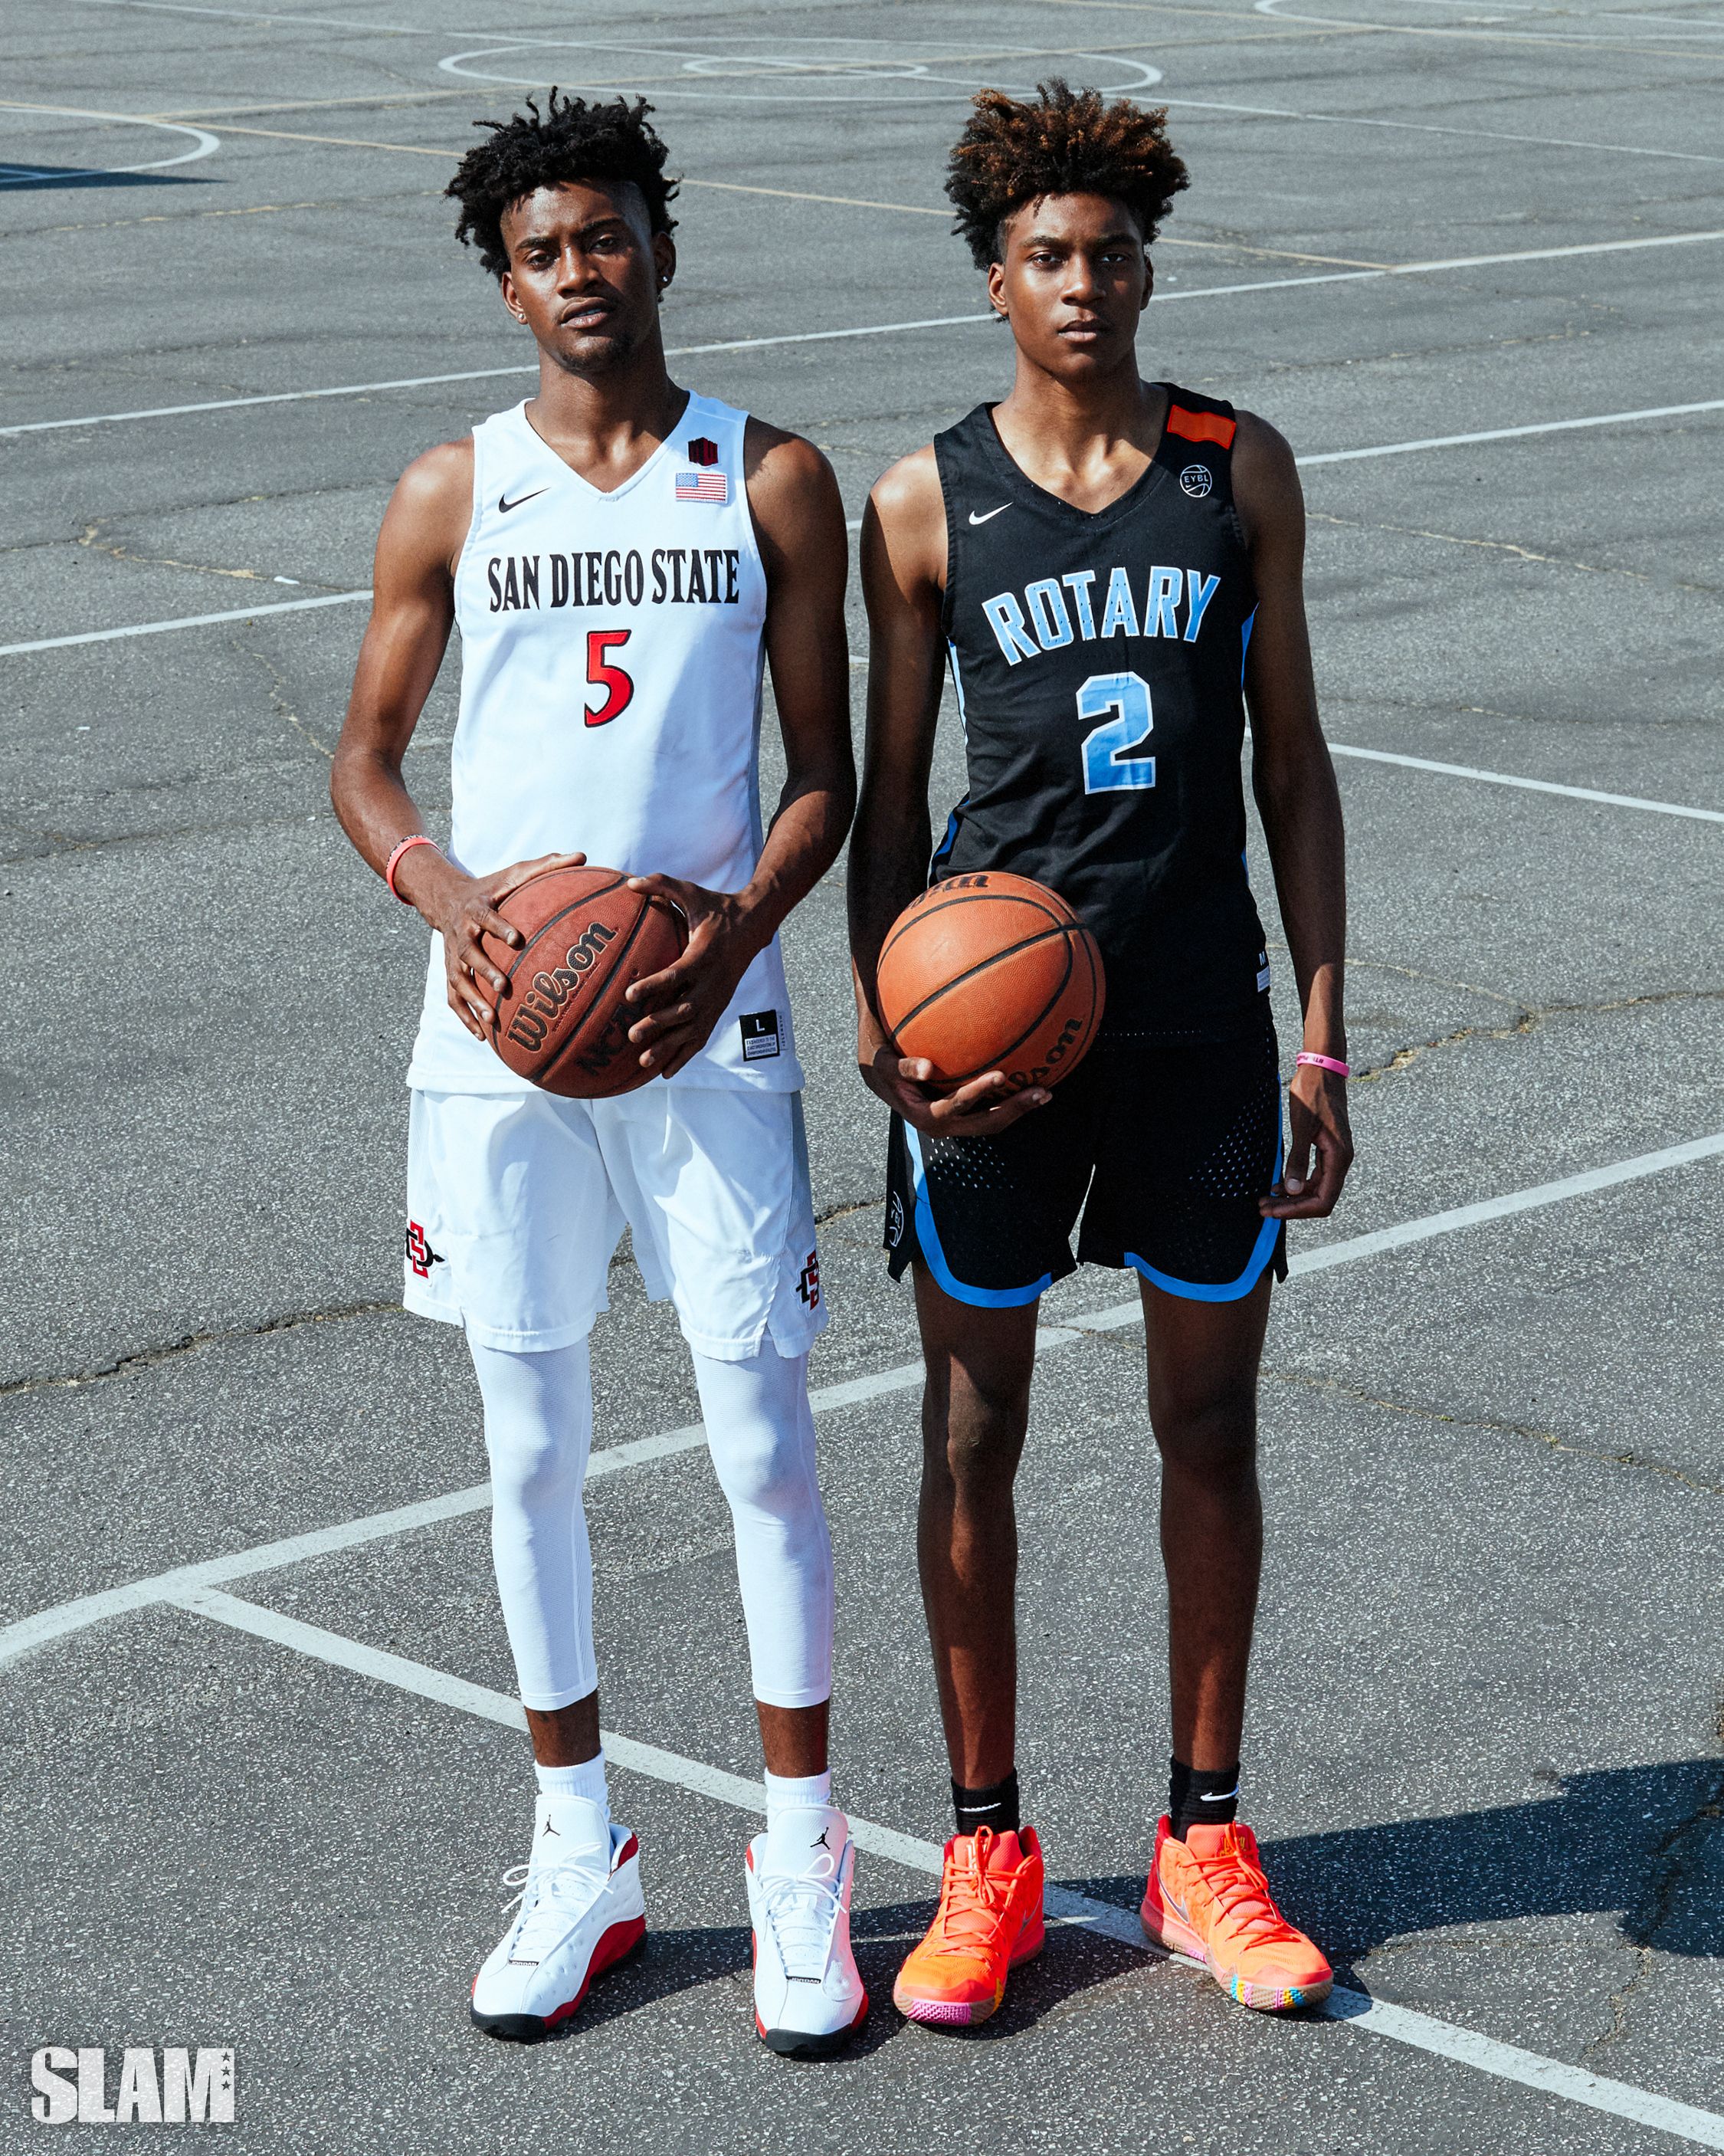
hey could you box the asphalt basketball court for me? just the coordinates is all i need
[2,2,1722,2148]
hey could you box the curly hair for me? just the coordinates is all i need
[946,79,1188,270]
[447,90,679,280]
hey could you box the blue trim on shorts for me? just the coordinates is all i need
[903,1125,1051,1308]
[1124,1134,1283,1304]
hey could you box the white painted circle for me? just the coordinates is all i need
[0,105,219,188]
[438,39,1163,104]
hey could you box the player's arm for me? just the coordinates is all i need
[848,451,1049,1137]
[329,441,581,1041]
[1233,410,1354,1220]
[624,420,857,1078]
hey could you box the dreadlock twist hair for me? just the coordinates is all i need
[447,90,679,280]
[946,79,1188,270]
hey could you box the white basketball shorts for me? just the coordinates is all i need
[403,1084,828,1362]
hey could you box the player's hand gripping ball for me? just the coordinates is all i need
[481,865,688,1098]
[875,871,1105,1094]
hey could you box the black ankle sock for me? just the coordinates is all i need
[1167,1757,1241,1839]
[952,1769,1020,1837]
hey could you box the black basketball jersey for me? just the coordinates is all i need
[933,386,1270,1042]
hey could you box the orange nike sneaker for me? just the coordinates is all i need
[1141,1816,1332,2011]
[893,1826,1045,2026]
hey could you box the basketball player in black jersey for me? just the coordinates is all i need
[849,83,1353,2023]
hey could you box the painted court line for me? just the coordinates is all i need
[1327,743,1724,825]
[4,1129,1720,1674]
[1162,90,1724,167]
[167,1586,1724,2150]
[1300,398,1724,468]
[0,319,972,440]
[0,586,370,657]
[1069,1131,1724,1332]
[7,225,1722,441]
[8,394,1721,661]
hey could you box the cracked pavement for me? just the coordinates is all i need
[2,2,1721,2151]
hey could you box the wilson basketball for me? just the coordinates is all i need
[875,871,1105,1093]
[480,865,688,1099]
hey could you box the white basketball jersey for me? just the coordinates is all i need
[405,392,803,1094]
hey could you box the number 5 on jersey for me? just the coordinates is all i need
[1079,671,1155,793]
[585,629,634,727]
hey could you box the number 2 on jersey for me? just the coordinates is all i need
[1078,671,1155,794]
[585,629,634,727]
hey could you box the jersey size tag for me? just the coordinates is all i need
[740,1010,782,1060]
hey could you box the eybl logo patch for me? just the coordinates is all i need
[1179,464,1214,499]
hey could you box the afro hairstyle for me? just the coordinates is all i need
[946,78,1188,271]
[447,89,678,280]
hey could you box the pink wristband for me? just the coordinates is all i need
[1295,1051,1350,1078]
[384,832,439,901]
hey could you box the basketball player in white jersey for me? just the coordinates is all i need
[330,93,864,2056]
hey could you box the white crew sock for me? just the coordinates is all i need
[536,1752,610,1814]
[764,1767,833,1820]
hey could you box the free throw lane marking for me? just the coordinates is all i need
[168,1587,1724,2151]
[3,1129,1720,1670]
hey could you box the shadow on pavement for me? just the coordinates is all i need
[1067,1756,1724,1970]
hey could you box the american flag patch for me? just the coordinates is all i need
[675,468,728,504]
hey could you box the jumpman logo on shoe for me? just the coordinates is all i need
[542,1820,561,1836]
[811,1829,831,1850]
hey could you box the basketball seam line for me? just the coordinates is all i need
[497,872,630,992]
[535,903,659,1091]
[937,937,1079,1086]
[877,885,1067,970]
[889,919,1081,1041]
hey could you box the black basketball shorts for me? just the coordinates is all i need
[883,1008,1287,1307]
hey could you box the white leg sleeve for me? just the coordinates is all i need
[690,1344,834,1710]
[469,1336,598,1714]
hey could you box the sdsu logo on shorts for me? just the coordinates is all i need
[797,1248,821,1309]
[405,1220,444,1279]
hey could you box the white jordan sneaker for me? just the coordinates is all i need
[745,1804,868,2057]
[470,1795,644,2041]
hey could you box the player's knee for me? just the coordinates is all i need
[711,1416,817,1523]
[1152,1388,1257,1481]
[926,1400,1027,1492]
[473,1343,591,1511]
[484,1410,583,1511]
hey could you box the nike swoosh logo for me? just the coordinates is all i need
[1198,1787,1241,1803]
[498,487,548,514]
[969,504,1011,526]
